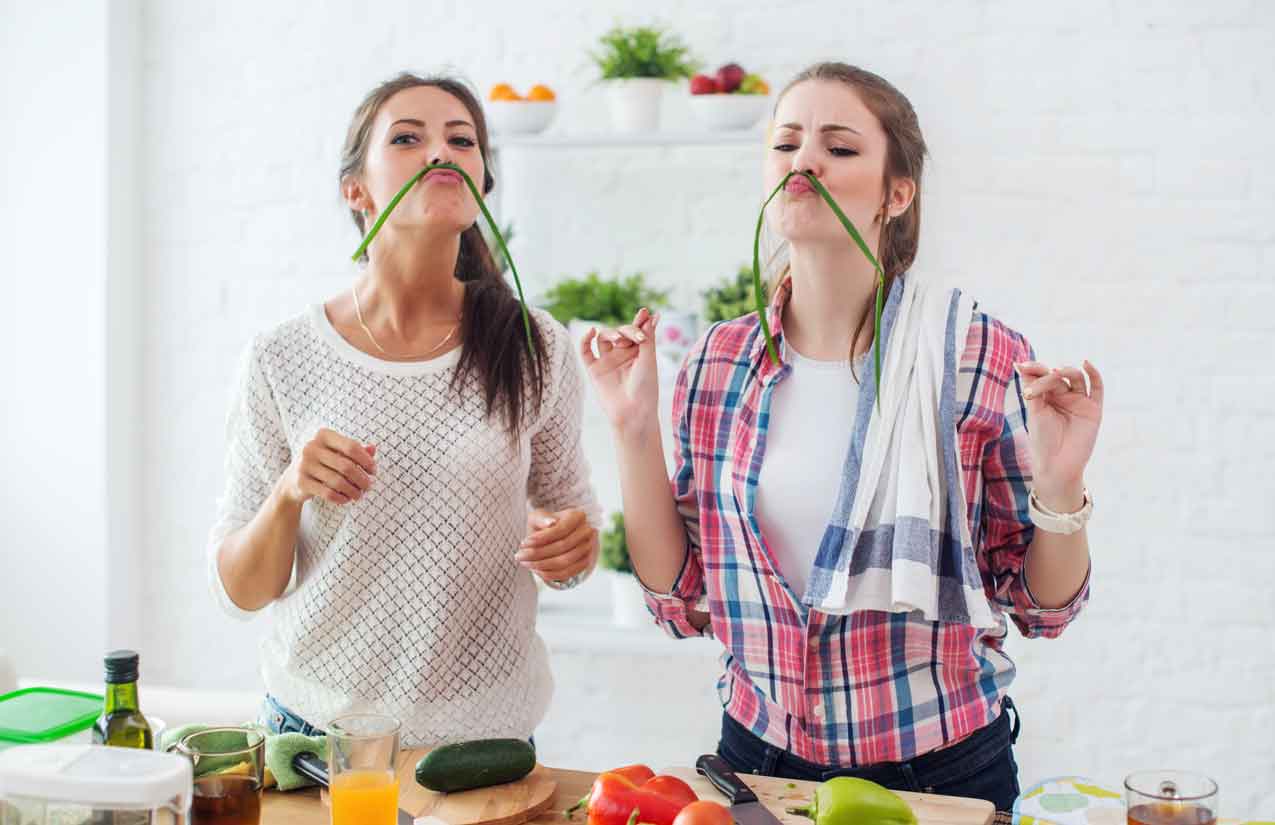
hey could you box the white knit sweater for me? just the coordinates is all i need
[207,304,599,745]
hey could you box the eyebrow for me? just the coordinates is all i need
[389,118,475,130]
[776,122,862,136]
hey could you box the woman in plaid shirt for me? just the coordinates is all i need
[580,63,1104,811]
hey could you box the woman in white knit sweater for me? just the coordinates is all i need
[208,73,600,745]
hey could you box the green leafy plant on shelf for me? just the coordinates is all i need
[703,265,768,324]
[541,272,669,327]
[598,512,632,574]
[591,25,699,80]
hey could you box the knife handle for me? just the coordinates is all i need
[695,754,758,805]
[292,751,330,788]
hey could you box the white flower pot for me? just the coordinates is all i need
[608,570,650,628]
[604,78,667,133]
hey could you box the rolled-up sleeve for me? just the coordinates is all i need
[640,341,712,639]
[978,326,1089,639]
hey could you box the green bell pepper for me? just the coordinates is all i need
[787,776,917,825]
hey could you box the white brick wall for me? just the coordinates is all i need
[123,0,1275,816]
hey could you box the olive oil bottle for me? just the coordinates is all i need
[91,650,153,749]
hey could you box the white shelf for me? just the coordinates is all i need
[536,605,717,658]
[492,130,765,150]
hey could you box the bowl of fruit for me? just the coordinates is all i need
[688,63,770,131]
[487,84,558,135]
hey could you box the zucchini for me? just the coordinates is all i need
[415,738,536,793]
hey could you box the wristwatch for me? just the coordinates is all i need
[544,569,590,590]
[1028,488,1094,535]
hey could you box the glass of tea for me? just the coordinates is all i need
[328,713,402,825]
[174,726,265,825]
[1125,771,1219,825]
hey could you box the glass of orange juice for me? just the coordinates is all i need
[328,713,401,825]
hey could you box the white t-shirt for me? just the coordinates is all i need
[207,304,599,745]
[754,342,867,601]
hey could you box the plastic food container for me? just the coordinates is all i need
[0,689,103,752]
[0,744,191,824]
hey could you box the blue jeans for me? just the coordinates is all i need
[259,694,326,736]
[716,697,1021,813]
[257,694,537,749]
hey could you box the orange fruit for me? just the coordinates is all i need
[527,84,556,101]
[489,83,521,102]
[755,79,770,95]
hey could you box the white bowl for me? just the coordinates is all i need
[487,100,558,136]
[688,93,770,131]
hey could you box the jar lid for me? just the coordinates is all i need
[0,687,102,745]
[0,745,191,808]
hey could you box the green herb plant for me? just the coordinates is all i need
[541,272,669,328]
[599,512,632,574]
[703,266,767,324]
[592,25,698,80]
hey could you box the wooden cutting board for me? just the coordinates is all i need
[393,748,559,825]
[662,767,995,825]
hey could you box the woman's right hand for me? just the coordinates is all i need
[580,308,660,442]
[275,427,377,506]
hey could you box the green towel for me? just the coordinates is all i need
[265,732,328,791]
[158,724,253,775]
[157,723,326,791]
[157,723,212,754]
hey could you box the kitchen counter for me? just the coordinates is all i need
[262,766,596,825]
[261,765,1265,825]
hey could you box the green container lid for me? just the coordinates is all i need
[0,687,104,745]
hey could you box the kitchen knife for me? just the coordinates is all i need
[695,754,785,825]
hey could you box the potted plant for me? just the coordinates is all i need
[541,271,670,347]
[703,265,768,323]
[591,25,699,133]
[599,512,649,627]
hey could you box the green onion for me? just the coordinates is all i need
[350,162,535,355]
[753,171,886,403]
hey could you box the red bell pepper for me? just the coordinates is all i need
[565,765,699,825]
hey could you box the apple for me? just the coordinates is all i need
[716,63,745,94]
[689,74,720,95]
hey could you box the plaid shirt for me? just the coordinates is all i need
[644,277,1089,767]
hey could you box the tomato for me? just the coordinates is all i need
[672,801,735,825]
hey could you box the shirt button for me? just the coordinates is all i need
[811,703,824,719]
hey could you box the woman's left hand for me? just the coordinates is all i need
[518,509,599,584]
[1015,360,1104,511]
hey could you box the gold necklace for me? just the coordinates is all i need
[351,287,460,358]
